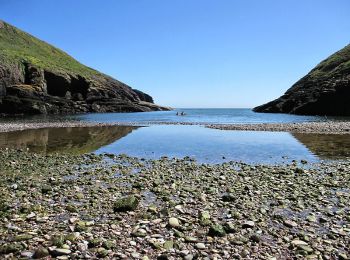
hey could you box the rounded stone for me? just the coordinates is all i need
[33,247,50,259]
[168,217,180,228]
[195,243,206,249]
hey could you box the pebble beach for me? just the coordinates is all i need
[0,149,349,259]
[1,121,350,134]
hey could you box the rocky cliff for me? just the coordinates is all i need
[0,20,169,115]
[254,44,350,116]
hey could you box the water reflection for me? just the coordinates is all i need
[0,125,349,163]
[292,133,350,160]
[0,126,138,154]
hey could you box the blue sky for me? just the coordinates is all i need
[1,0,349,108]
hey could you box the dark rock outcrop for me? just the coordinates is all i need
[254,44,350,116]
[0,20,169,115]
[132,89,154,103]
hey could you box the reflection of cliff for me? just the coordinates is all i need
[0,126,139,154]
[292,133,350,159]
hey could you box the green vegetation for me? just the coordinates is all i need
[0,20,98,77]
[309,44,350,78]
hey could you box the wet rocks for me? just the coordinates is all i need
[0,149,349,259]
[41,185,52,194]
[168,217,180,228]
[32,247,50,259]
[284,219,298,228]
[49,248,71,257]
[207,121,350,134]
[0,243,23,254]
[184,236,198,243]
[199,211,211,226]
[208,224,226,237]
[195,243,206,249]
[250,234,261,243]
[113,195,139,212]
[163,240,174,250]
[14,234,33,241]
[222,193,235,202]
[242,221,255,229]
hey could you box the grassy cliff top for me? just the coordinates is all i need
[0,20,98,77]
[308,44,350,79]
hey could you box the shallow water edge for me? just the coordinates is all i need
[0,125,350,164]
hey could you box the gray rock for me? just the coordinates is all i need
[284,219,298,228]
[33,247,50,259]
[50,248,71,257]
[195,243,206,249]
[242,221,255,229]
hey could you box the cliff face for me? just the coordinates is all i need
[0,20,169,115]
[254,44,350,116]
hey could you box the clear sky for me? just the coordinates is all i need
[1,0,349,108]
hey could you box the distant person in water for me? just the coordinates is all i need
[176,111,186,116]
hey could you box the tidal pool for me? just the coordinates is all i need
[0,125,349,164]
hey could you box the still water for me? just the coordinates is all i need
[0,125,349,164]
[0,109,338,124]
[68,108,329,124]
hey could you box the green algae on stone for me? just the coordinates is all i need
[208,224,226,237]
[113,195,139,212]
[0,243,23,254]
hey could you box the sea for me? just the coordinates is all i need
[1,108,349,164]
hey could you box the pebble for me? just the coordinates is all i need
[208,224,226,237]
[21,251,33,258]
[184,254,194,260]
[185,236,198,243]
[284,220,298,228]
[291,240,308,246]
[242,221,255,229]
[168,217,180,228]
[50,248,71,257]
[195,243,206,249]
[33,247,49,259]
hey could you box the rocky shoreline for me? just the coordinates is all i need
[0,149,349,259]
[207,121,350,134]
[1,120,350,134]
[253,44,350,116]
